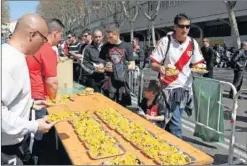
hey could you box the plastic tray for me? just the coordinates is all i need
[46,98,74,107]
[87,143,126,160]
[101,155,145,165]
[77,92,95,96]
[153,151,196,165]
[94,112,119,130]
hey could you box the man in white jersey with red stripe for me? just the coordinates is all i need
[150,13,205,138]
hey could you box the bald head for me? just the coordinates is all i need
[14,13,48,34]
[9,13,48,55]
[93,29,103,45]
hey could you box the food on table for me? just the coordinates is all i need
[96,108,192,165]
[77,88,94,96]
[73,110,91,119]
[88,141,123,159]
[166,64,179,76]
[47,94,74,105]
[192,63,207,73]
[72,116,124,159]
[102,154,144,165]
[155,153,192,165]
[48,111,77,122]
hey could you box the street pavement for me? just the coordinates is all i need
[129,67,247,165]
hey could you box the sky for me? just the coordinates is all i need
[8,1,39,21]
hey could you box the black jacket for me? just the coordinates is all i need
[201,46,216,69]
[81,43,105,75]
[231,49,247,71]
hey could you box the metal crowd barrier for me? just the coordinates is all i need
[128,71,242,165]
[191,77,238,165]
[228,89,247,164]
[128,67,149,104]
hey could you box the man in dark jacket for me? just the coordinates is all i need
[80,29,105,92]
[201,38,216,78]
[229,41,247,99]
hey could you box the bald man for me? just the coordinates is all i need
[26,18,64,164]
[2,13,57,165]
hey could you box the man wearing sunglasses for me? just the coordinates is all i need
[66,32,82,81]
[69,29,93,84]
[150,13,204,138]
[26,18,64,164]
[2,13,58,165]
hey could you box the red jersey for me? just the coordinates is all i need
[26,43,57,100]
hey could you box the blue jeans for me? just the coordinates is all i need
[165,104,184,139]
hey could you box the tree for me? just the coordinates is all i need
[121,1,139,42]
[107,1,126,28]
[139,1,161,46]
[2,0,10,23]
[37,0,85,34]
[224,1,241,49]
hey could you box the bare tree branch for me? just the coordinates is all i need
[139,3,151,20]
[151,1,161,21]
[121,2,130,20]
[131,2,139,22]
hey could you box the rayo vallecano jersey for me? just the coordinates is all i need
[150,35,204,90]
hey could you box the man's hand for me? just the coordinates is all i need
[69,51,81,60]
[95,66,105,73]
[105,63,113,72]
[32,100,47,110]
[37,116,58,133]
[144,114,154,121]
[159,65,166,75]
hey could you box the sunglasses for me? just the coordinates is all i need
[176,24,190,29]
[36,31,48,43]
[67,36,72,39]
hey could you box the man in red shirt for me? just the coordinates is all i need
[26,18,64,164]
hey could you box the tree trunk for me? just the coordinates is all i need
[151,21,156,46]
[130,21,134,42]
[226,4,241,48]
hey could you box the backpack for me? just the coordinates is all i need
[158,35,195,78]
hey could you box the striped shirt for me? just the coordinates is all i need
[68,41,81,54]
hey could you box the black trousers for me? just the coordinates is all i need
[2,135,33,165]
[229,70,244,98]
[2,143,23,165]
[81,73,105,93]
[73,63,81,82]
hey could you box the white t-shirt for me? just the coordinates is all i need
[150,35,204,90]
[2,43,38,146]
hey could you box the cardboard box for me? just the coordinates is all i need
[57,58,73,89]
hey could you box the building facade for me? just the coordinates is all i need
[85,1,247,48]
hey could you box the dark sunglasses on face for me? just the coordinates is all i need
[176,24,190,29]
[36,31,48,43]
[67,36,72,39]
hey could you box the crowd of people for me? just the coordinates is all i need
[201,38,247,98]
[2,12,247,165]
